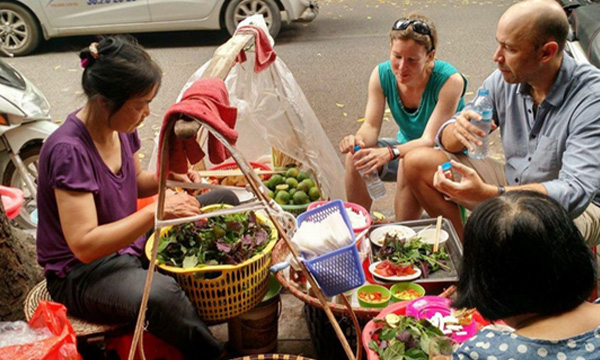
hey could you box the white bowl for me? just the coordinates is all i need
[417,228,449,245]
[369,225,416,247]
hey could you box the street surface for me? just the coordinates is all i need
[7,0,514,215]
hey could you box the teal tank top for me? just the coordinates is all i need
[378,60,466,143]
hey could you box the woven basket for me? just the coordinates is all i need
[146,206,279,323]
[230,355,315,360]
[23,280,127,337]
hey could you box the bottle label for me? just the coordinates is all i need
[480,109,493,121]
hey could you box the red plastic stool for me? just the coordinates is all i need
[0,185,24,220]
[104,331,184,360]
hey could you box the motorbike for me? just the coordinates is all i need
[0,48,57,229]
[558,0,600,68]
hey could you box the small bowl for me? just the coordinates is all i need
[369,225,416,248]
[356,284,391,308]
[390,282,426,302]
[417,228,449,245]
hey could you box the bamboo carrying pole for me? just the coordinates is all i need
[129,31,361,360]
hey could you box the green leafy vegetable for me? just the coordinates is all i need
[376,234,450,277]
[157,211,273,267]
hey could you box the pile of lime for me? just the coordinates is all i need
[264,167,320,206]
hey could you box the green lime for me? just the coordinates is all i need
[275,184,289,191]
[289,188,297,196]
[285,177,299,189]
[301,178,315,189]
[275,191,291,205]
[285,167,300,178]
[268,190,275,198]
[292,190,309,205]
[297,172,310,182]
[308,187,320,201]
[270,174,285,186]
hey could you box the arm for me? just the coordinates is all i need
[134,151,159,198]
[338,66,385,154]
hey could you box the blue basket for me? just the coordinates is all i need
[296,200,366,297]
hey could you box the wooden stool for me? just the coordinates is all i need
[24,280,127,338]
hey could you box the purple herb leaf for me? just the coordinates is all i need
[227,221,243,232]
[216,241,232,253]
[255,229,268,245]
[241,234,254,246]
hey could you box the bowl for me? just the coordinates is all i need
[369,225,416,248]
[390,282,425,302]
[356,284,391,308]
[417,228,449,245]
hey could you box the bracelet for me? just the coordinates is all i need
[497,185,506,196]
[387,146,394,162]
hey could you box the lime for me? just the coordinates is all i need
[285,167,300,178]
[301,179,315,189]
[296,179,311,193]
[275,184,289,191]
[308,187,320,201]
[292,190,309,205]
[268,190,275,198]
[289,188,297,196]
[270,174,285,186]
[275,191,291,205]
[285,177,299,189]
[297,172,310,182]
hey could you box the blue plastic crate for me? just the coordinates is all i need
[296,199,366,297]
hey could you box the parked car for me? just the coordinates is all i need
[0,0,319,56]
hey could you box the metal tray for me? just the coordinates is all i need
[366,218,462,294]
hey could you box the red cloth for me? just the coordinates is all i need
[158,78,238,174]
[235,25,277,73]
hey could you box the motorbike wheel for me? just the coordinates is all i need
[0,2,42,56]
[2,144,41,229]
[224,0,281,38]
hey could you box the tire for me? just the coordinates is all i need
[2,144,42,229]
[0,2,41,56]
[224,0,281,39]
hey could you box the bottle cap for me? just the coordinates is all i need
[353,145,361,152]
[441,162,452,171]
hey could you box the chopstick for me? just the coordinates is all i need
[433,215,443,253]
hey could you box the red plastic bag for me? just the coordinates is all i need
[0,300,80,360]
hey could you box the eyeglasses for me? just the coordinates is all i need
[392,19,435,52]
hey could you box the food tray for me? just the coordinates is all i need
[366,218,462,294]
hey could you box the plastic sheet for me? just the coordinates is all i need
[0,301,80,360]
[149,19,346,200]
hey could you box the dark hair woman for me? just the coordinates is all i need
[36,36,233,359]
[453,191,599,360]
[339,13,467,221]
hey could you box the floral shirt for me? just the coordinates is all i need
[453,325,600,360]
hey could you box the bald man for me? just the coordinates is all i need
[403,0,600,244]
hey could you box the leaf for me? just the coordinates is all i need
[357,117,366,123]
[182,255,198,269]
[216,241,232,253]
[404,348,427,360]
[336,103,345,108]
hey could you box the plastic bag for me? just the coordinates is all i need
[0,300,80,360]
[149,24,346,200]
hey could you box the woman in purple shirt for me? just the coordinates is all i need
[36,36,232,359]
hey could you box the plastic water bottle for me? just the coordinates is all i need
[354,145,386,200]
[468,89,493,159]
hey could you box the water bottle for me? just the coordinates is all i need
[468,89,493,159]
[354,145,386,200]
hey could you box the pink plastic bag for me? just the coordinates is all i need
[0,301,80,360]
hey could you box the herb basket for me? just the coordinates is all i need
[145,205,279,323]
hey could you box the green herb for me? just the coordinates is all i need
[376,234,450,277]
[369,314,446,360]
[157,211,273,267]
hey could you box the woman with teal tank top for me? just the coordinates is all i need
[339,13,467,220]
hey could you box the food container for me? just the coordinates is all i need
[390,282,425,302]
[367,218,463,295]
[356,284,391,308]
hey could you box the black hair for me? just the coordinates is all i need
[79,35,162,115]
[532,11,569,52]
[453,191,596,321]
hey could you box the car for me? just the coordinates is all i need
[0,0,318,56]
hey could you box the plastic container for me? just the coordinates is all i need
[296,200,365,297]
[353,145,386,200]
[390,282,425,302]
[468,89,493,159]
[307,200,372,236]
[356,284,391,308]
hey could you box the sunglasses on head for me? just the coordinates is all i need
[392,19,435,52]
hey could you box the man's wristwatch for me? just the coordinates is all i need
[390,146,401,160]
[497,185,506,196]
